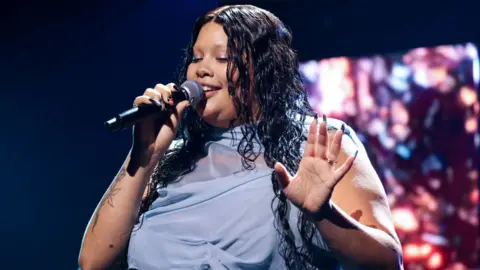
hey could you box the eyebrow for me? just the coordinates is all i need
[193,43,227,51]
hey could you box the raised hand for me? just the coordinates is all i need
[274,116,358,220]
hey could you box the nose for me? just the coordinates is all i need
[196,66,213,78]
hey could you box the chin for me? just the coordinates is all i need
[195,99,236,128]
[196,106,223,127]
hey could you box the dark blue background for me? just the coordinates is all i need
[1,1,218,268]
[0,0,477,269]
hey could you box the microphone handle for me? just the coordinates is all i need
[105,102,170,132]
[104,90,190,132]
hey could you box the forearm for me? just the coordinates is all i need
[315,202,403,269]
[79,149,160,270]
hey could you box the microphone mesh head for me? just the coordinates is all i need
[181,80,204,106]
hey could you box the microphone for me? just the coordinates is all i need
[105,80,204,132]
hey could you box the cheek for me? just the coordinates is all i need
[231,71,239,84]
[222,67,239,94]
[217,90,238,116]
[186,65,195,80]
[216,65,230,86]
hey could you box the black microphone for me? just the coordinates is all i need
[105,80,204,132]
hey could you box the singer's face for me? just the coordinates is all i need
[187,22,239,128]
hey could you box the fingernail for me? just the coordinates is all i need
[168,97,174,106]
[323,114,327,122]
[341,123,345,132]
[149,98,161,106]
[354,149,359,158]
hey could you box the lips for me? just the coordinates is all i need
[200,84,221,92]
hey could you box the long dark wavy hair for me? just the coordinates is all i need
[125,5,321,270]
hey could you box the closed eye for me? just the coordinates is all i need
[216,57,229,63]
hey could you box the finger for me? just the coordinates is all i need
[167,82,190,111]
[327,124,345,163]
[274,162,292,189]
[144,88,162,100]
[303,116,318,157]
[315,114,328,158]
[333,150,358,182]
[133,95,155,107]
[154,83,173,105]
[166,83,177,105]
[142,89,165,109]
[166,82,176,92]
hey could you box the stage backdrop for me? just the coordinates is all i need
[299,43,479,270]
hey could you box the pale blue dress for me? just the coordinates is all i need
[127,117,355,270]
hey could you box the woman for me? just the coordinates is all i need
[79,5,403,270]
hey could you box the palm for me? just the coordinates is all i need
[275,117,357,219]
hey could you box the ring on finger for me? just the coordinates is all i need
[325,158,337,166]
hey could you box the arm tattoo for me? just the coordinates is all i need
[91,167,127,232]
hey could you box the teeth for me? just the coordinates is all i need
[203,86,212,91]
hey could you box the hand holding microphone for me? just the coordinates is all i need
[105,80,204,164]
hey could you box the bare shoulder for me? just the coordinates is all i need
[325,117,400,244]
[324,117,385,196]
[325,117,360,155]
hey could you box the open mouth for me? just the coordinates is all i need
[201,85,222,92]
